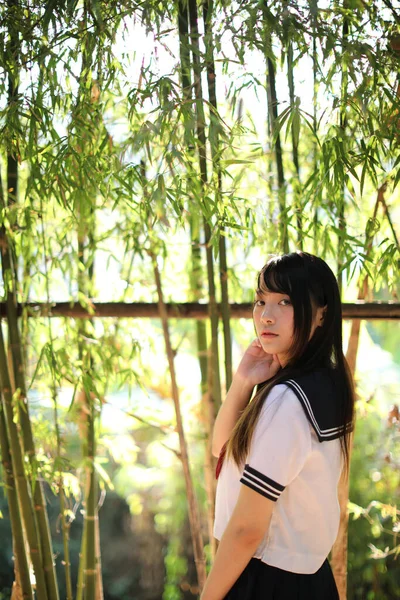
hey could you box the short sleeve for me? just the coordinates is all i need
[239,384,311,502]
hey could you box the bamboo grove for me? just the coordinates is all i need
[0,0,399,599]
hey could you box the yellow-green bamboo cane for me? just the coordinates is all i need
[0,203,59,600]
[0,403,33,600]
[0,323,48,600]
[287,42,303,250]
[4,2,59,595]
[188,0,222,413]
[39,196,74,600]
[178,0,216,559]
[311,0,319,255]
[265,43,289,253]
[203,0,233,391]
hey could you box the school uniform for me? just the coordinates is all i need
[214,367,352,599]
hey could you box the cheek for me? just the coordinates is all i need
[284,312,295,334]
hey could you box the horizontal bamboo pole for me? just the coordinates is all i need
[0,302,399,320]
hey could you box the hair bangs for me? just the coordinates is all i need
[259,259,293,297]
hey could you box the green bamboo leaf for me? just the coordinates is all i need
[221,158,253,166]
[68,383,79,413]
[291,98,301,148]
[271,106,291,146]
[93,459,114,490]
[28,343,49,390]
[360,162,367,196]
[393,167,400,190]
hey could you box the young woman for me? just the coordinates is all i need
[200,251,355,600]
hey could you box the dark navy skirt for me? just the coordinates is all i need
[224,557,339,599]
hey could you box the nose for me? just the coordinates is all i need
[260,306,275,324]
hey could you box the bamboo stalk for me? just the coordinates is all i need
[311,0,319,255]
[76,514,87,600]
[331,185,382,598]
[188,0,222,564]
[4,7,34,597]
[0,403,33,600]
[188,0,222,415]
[177,0,208,398]
[264,33,289,253]
[203,0,233,391]
[336,9,349,297]
[59,485,73,600]
[74,5,101,597]
[95,513,104,600]
[0,234,59,600]
[6,0,19,213]
[331,15,350,596]
[287,41,303,249]
[0,178,58,600]
[39,199,73,600]
[76,234,97,600]
[152,253,207,590]
[331,18,351,591]
[3,3,59,579]
[178,0,216,561]
[0,323,48,600]
[83,418,97,600]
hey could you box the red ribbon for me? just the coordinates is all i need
[215,441,227,480]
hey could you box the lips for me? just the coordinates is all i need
[261,332,278,337]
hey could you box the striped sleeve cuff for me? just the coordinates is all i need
[240,464,285,502]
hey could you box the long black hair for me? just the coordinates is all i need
[225,251,355,475]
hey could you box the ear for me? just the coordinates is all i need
[317,304,327,327]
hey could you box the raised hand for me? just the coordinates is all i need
[235,338,282,388]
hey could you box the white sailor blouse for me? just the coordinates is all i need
[213,368,353,574]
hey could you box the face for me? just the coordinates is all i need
[253,288,326,367]
[253,289,294,367]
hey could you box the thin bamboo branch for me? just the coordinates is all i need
[380,194,400,250]
[152,252,207,591]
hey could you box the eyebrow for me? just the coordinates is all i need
[255,288,288,296]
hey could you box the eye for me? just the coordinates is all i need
[254,299,264,307]
[279,298,291,306]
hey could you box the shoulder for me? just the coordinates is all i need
[278,368,348,442]
[259,382,312,426]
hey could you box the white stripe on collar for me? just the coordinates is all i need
[284,375,352,442]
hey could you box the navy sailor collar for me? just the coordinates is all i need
[281,368,353,442]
